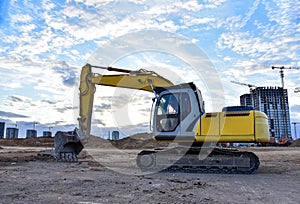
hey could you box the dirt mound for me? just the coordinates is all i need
[113,137,169,150]
[290,138,300,147]
[113,132,170,149]
[85,133,171,149]
[84,136,113,149]
[0,133,171,149]
[0,137,54,147]
[128,132,153,140]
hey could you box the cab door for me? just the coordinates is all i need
[153,88,201,142]
[155,93,180,133]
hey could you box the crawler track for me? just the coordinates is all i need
[137,147,260,174]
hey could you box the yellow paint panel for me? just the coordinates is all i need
[254,111,270,142]
[91,74,174,92]
[195,110,270,143]
[220,111,254,136]
[199,113,219,136]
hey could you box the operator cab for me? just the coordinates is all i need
[152,82,204,142]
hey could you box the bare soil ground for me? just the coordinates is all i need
[0,138,299,204]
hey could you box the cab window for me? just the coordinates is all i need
[156,93,180,132]
[181,93,191,120]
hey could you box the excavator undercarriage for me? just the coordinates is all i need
[137,146,260,174]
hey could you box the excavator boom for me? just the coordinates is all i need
[78,64,173,138]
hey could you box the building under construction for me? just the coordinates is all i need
[240,86,292,139]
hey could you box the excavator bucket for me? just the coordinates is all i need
[54,131,84,162]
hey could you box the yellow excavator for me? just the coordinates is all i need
[54,64,270,173]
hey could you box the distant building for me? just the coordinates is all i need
[240,93,253,107]
[111,131,119,140]
[240,87,292,139]
[26,129,37,138]
[6,128,18,139]
[0,122,5,139]
[42,131,52,137]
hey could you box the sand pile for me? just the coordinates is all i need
[290,138,300,147]
[0,133,172,150]
[0,137,54,147]
[84,133,170,149]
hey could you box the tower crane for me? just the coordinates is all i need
[271,66,300,89]
[230,81,257,91]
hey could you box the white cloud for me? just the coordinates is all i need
[19,24,36,32]
[0,55,80,125]
[10,13,33,24]
[174,1,204,12]
[71,0,114,7]
[181,16,216,27]
[232,0,260,30]
[128,0,147,5]
[263,0,299,25]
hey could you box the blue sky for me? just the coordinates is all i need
[0,0,299,138]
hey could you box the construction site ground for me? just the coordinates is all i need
[0,137,300,204]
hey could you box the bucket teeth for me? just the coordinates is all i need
[55,152,78,162]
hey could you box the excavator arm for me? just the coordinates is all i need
[55,63,173,161]
[77,63,174,139]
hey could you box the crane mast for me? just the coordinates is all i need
[271,66,300,89]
